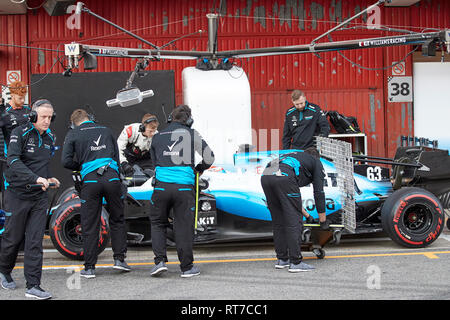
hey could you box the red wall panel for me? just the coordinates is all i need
[251,89,385,156]
[0,14,29,87]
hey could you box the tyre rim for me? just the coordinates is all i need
[61,213,83,247]
[402,203,433,235]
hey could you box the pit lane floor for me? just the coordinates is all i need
[2,230,450,300]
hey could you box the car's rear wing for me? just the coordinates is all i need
[315,137,356,233]
[352,145,450,209]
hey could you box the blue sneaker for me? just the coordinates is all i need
[288,262,315,272]
[113,260,131,272]
[275,259,290,269]
[80,268,96,279]
[150,262,168,276]
[25,286,52,300]
[0,272,16,290]
[181,265,200,278]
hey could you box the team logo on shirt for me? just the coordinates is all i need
[91,134,106,151]
[163,138,181,156]
[291,115,298,127]
[167,140,177,152]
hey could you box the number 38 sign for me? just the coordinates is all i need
[388,76,413,102]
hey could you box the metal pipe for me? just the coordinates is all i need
[207,13,219,54]
[354,159,421,167]
[311,0,386,46]
[354,155,394,161]
[82,7,159,51]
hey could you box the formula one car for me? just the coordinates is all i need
[1,138,449,260]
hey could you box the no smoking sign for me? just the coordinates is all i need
[392,61,406,76]
[6,70,21,85]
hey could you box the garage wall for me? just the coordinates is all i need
[413,62,450,153]
[1,0,449,157]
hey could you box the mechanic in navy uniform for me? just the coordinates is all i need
[282,90,330,150]
[260,147,329,272]
[0,99,60,299]
[0,81,32,147]
[149,105,214,278]
[0,81,32,208]
[61,109,130,278]
[117,113,159,175]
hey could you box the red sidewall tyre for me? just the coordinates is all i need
[381,187,445,248]
[55,187,79,206]
[49,198,110,260]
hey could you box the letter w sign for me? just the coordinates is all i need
[65,43,81,56]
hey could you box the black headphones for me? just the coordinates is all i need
[168,106,194,128]
[185,116,194,128]
[29,99,56,123]
[139,116,158,132]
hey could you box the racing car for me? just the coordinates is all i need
[1,138,449,261]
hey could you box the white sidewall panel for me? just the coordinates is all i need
[182,66,252,164]
[413,62,450,152]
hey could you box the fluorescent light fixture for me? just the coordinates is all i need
[106,87,154,108]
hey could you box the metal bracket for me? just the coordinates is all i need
[316,136,356,233]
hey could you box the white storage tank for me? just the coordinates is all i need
[182,66,252,165]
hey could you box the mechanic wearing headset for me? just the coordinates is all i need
[0,99,60,299]
[149,105,214,278]
[282,90,330,150]
[261,147,329,272]
[61,109,129,279]
[117,113,159,175]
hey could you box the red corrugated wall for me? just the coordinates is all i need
[0,14,29,85]
[1,0,449,157]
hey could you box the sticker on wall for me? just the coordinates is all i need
[388,76,413,102]
[4,71,28,105]
[6,70,21,85]
[392,61,406,76]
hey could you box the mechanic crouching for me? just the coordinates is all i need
[261,147,329,272]
[149,105,214,278]
[0,99,60,299]
[61,109,130,278]
[117,113,159,175]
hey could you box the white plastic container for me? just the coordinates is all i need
[182,66,252,164]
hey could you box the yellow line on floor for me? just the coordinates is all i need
[11,250,450,270]
[423,252,440,259]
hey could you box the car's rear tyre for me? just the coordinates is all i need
[55,186,79,205]
[381,187,445,248]
[49,198,110,260]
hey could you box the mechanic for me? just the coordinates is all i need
[61,109,130,278]
[0,99,60,299]
[260,147,329,272]
[0,81,32,147]
[0,81,32,207]
[282,90,330,150]
[117,113,159,175]
[149,104,214,278]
